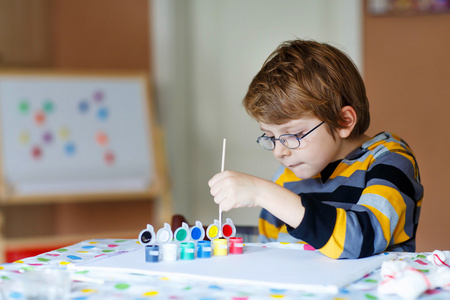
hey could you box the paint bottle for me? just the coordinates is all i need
[229,237,243,254]
[180,242,195,260]
[162,243,178,262]
[197,240,212,258]
[190,221,205,242]
[156,223,173,244]
[145,245,160,262]
[213,238,228,256]
[138,224,156,245]
[206,219,221,240]
[221,218,236,240]
[174,222,190,243]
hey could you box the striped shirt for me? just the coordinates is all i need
[258,132,423,259]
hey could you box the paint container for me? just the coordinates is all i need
[221,218,236,239]
[174,222,190,243]
[145,245,160,262]
[180,242,195,260]
[213,238,228,256]
[206,219,221,240]
[190,221,205,242]
[156,223,173,244]
[197,240,212,258]
[162,243,178,262]
[229,237,243,254]
[138,224,156,245]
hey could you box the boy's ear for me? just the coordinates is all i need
[336,106,357,138]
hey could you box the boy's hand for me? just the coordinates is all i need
[208,170,268,211]
[208,170,305,228]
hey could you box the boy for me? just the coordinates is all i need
[208,39,423,259]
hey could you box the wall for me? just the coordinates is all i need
[151,0,363,226]
[0,0,51,67]
[0,0,156,261]
[51,0,150,70]
[364,10,450,251]
[49,0,156,236]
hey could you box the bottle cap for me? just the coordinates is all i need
[206,219,221,240]
[221,218,236,239]
[138,224,156,245]
[174,222,190,243]
[156,223,173,244]
[190,221,205,242]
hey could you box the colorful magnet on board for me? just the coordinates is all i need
[64,142,76,156]
[18,131,30,146]
[156,223,173,244]
[138,224,156,245]
[174,222,190,243]
[180,242,195,260]
[221,218,236,239]
[213,238,228,256]
[197,240,212,258]
[79,100,89,113]
[34,110,46,126]
[145,245,160,263]
[162,243,178,262]
[42,130,53,144]
[96,131,109,146]
[229,237,243,254]
[190,221,205,242]
[206,219,221,240]
[31,145,42,160]
[19,99,30,114]
[42,100,54,114]
[97,107,109,121]
[58,127,70,141]
[93,90,104,102]
[104,150,115,165]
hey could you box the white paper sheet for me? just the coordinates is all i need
[75,244,394,294]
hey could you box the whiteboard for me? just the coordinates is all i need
[0,72,155,197]
[75,244,394,294]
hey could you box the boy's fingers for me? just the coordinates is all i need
[208,171,227,188]
[219,201,232,212]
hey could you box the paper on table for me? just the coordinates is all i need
[75,244,394,294]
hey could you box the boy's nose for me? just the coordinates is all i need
[272,141,291,158]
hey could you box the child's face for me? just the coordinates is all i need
[259,117,346,179]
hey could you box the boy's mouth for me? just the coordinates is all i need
[288,162,303,169]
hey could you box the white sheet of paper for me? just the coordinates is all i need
[75,244,394,294]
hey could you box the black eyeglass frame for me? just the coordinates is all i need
[256,121,325,150]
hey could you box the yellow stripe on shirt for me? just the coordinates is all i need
[274,168,300,186]
[362,185,410,245]
[329,157,373,180]
[259,218,284,240]
[318,208,347,259]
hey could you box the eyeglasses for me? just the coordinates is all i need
[256,121,325,150]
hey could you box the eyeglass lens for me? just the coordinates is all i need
[257,121,324,150]
[258,135,300,150]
